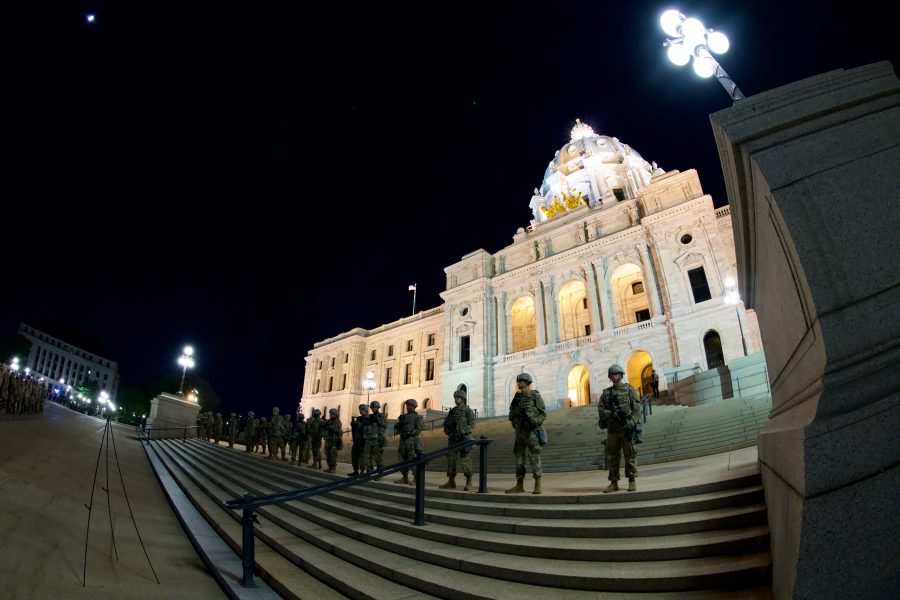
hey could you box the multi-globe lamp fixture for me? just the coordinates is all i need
[660,9,745,101]
[177,345,195,395]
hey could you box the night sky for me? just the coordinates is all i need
[5,1,894,414]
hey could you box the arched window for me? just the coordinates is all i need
[558,281,591,340]
[510,296,537,352]
[704,331,725,369]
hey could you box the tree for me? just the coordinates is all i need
[0,333,31,366]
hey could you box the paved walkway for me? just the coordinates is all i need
[1,402,761,599]
[0,401,224,599]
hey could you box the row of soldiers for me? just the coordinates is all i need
[0,367,48,416]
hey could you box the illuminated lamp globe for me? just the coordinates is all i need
[660,10,683,37]
[184,346,194,357]
[707,31,730,54]
[681,17,706,38]
[693,56,717,78]
[667,43,691,66]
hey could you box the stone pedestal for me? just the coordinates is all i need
[146,392,200,438]
[710,62,900,599]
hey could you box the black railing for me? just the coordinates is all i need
[221,436,492,588]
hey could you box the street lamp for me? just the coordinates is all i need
[660,9,745,101]
[724,277,749,356]
[363,371,376,402]
[177,345,195,395]
[10,356,19,372]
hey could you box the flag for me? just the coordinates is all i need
[408,284,417,291]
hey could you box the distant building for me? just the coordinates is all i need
[300,121,765,419]
[18,323,120,400]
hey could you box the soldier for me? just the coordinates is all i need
[213,413,224,445]
[227,412,238,448]
[349,404,368,476]
[393,399,425,485]
[280,412,292,461]
[363,400,388,474]
[296,412,311,465]
[598,364,642,492]
[244,411,257,453]
[323,408,343,473]
[256,417,268,454]
[506,373,547,495]
[440,390,477,491]
[307,408,325,469]
[288,410,303,465]
[267,407,286,460]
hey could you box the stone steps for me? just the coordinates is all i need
[148,437,772,597]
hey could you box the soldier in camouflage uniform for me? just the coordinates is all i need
[323,408,343,473]
[598,364,642,492]
[244,412,256,452]
[297,412,311,465]
[506,373,547,495]
[227,413,238,448]
[307,408,325,469]
[213,413,224,445]
[267,407,286,461]
[349,404,368,476]
[279,413,292,461]
[256,417,268,454]
[440,389,477,491]
[288,410,304,465]
[363,400,388,473]
[393,399,425,485]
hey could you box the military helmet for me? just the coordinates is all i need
[230,412,236,416]
[516,373,533,384]
[358,403,370,413]
[405,398,417,408]
[297,413,305,421]
[608,364,625,377]
[329,408,338,416]
[312,408,321,417]
[453,389,467,401]
[247,411,255,417]
[272,406,280,415]
[369,400,381,409]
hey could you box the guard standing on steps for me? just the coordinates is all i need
[349,404,368,476]
[506,373,547,495]
[440,389,477,491]
[363,401,388,473]
[244,411,256,453]
[394,399,425,485]
[227,412,238,448]
[323,408,343,473]
[307,409,325,469]
[599,364,642,492]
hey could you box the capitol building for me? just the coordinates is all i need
[300,121,765,419]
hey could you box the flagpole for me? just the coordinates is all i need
[411,284,417,315]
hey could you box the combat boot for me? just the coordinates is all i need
[394,474,410,484]
[505,477,525,494]
[290,460,296,466]
[439,476,456,489]
[326,466,336,474]
[603,482,619,493]
[348,470,359,477]
[463,476,474,492]
[627,478,636,492]
[532,478,542,495]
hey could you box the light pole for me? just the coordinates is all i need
[660,9,745,101]
[177,346,195,395]
[363,371,376,403]
[724,277,748,356]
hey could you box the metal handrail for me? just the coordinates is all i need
[219,435,492,588]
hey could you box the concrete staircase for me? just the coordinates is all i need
[413,395,771,473]
[147,437,772,598]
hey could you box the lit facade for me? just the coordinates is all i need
[301,122,763,418]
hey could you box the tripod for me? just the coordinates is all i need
[82,416,160,586]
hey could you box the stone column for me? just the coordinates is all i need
[533,283,547,346]
[597,258,616,330]
[710,61,900,600]
[583,263,603,335]
[498,291,509,355]
[637,242,662,317]
[544,276,561,343]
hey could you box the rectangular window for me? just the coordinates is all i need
[635,309,651,322]
[327,377,333,392]
[341,374,347,390]
[584,324,592,336]
[385,367,393,387]
[331,357,335,368]
[582,297,588,310]
[427,333,436,346]
[315,380,320,393]
[459,335,471,362]
[613,188,626,201]
[404,363,412,384]
[406,340,413,352]
[632,281,645,294]
[425,358,435,381]
[370,349,376,361]
[344,354,349,363]
[387,345,394,357]
[318,361,323,370]
[688,267,712,303]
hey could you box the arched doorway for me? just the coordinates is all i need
[423,398,430,410]
[566,365,591,407]
[626,351,653,394]
[704,331,725,369]
[510,296,537,352]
